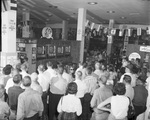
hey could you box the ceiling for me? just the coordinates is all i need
[17,0,150,25]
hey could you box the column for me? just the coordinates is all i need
[22,11,30,38]
[62,20,68,40]
[1,0,17,67]
[106,19,114,56]
[76,8,86,63]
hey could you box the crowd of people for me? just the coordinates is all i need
[0,54,150,120]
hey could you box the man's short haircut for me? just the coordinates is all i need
[123,75,131,84]
[13,74,22,84]
[23,76,31,87]
[57,65,64,75]
[113,83,126,95]
[21,64,28,70]
[38,64,45,72]
[47,61,53,67]
[86,66,93,75]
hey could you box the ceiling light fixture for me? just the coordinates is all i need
[120,16,126,19]
[49,5,58,8]
[107,11,115,13]
[88,2,98,5]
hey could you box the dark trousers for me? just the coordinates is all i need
[49,92,63,120]
[132,105,147,120]
[82,93,92,120]
[23,113,39,120]
[42,91,48,118]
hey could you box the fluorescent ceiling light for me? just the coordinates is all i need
[88,2,98,5]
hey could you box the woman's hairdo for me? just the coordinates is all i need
[66,82,78,94]
[113,83,126,95]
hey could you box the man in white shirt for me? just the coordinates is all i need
[31,72,43,95]
[123,74,134,100]
[17,76,43,120]
[43,61,57,85]
[74,71,87,99]
[120,64,137,87]
[5,68,20,94]
[20,64,30,78]
[37,64,49,120]
[62,65,72,84]
[94,62,104,79]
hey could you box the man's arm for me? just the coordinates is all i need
[16,95,25,120]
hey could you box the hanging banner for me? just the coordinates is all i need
[137,28,141,36]
[140,46,150,52]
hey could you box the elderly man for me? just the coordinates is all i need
[16,76,43,120]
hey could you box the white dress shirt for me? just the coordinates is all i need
[5,78,13,94]
[111,95,129,119]
[20,71,30,78]
[125,84,134,100]
[57,94,82,116]
[38,73,50,92]
[74,79,87,98]
[31,82,43,95]
[62,72,72,84]
[43,68,57,84]
[83,75,98,95]
[17,88,43,120]
[94,70,105,79]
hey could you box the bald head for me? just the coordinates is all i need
[76,71,82,80]
[31,72,38,82]
[23,76,31,87]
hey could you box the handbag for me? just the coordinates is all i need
[127,97,135,119]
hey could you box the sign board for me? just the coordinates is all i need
[140,46,150,53]
[129,52,141,61]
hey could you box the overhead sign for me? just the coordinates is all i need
[129,52,141,61]
[140,46,150,53]
[42,27,53,39]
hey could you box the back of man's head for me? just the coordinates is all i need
[86,66,93,75]
[23,76,31,87]
[31,72,38,82]
[21,64,28,71]
[76,71,82,79]
[13,74,22,84]
[47,61,53,68]
[38,64,45,72]
[123,75,131,84]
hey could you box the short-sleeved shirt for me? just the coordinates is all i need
[0,100,10,119]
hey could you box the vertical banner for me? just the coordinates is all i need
[109,19,114,29]
[137,28,141,36]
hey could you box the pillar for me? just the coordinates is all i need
[22,11,30,38]
[1,0,17,67]
[76,8,86,63]
[62,20,68,40]
[106,19,114,56]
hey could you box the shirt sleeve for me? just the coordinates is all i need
[16,95,25,120]
[76,99,82,116]
[90,90,97,108]
[38,94,44,116]
[57,97,63,113]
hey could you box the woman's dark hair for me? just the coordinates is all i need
[66,82,78,95]
[113,83,126,95]
[3,64,13,75]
